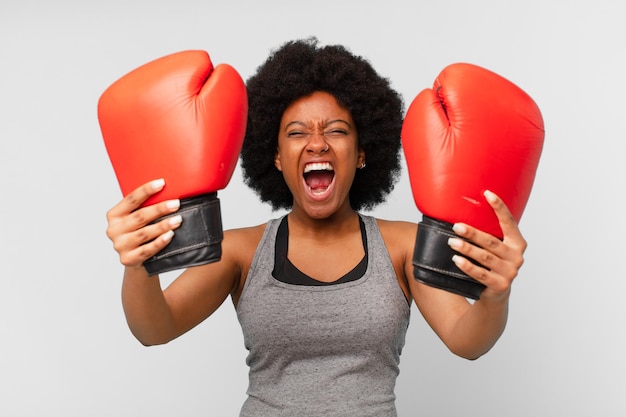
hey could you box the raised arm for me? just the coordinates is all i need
[409,191,526,359]
[106,179,251,346]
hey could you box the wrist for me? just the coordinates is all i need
[475,288,511,311]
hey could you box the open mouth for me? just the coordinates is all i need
[303,162,335,196]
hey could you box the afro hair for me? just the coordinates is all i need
[240,37,404,211]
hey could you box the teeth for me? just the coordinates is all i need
[304,162,333,173]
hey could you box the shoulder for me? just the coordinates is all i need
[369,217,418,301]
[225,222,269,238]
[374,218,418,244]
[223,222,268,257]
[220,223,270,304]
[370,218,416,260]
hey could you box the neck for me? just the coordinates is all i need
[288,205,359,237]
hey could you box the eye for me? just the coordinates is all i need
[324,129,348,138]
[287,131,308,138]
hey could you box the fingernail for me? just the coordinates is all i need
[484,190,497,203]
[452,255,465,266]
[152,179,165,190]
[162,230,174,242]
[166,199,180,210]
[448,237,462,249]
[452,223,467,235]
[168,215,182,226]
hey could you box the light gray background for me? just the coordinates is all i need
[1,0,624,415]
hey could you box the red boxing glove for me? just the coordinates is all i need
[402,63,544,299]
[98,50,247,275]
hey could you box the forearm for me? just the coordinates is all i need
[446,292,510,360]
[121,266,176,346]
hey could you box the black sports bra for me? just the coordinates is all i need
[272,216,368,286]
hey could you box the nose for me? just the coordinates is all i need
[306,132,329,154]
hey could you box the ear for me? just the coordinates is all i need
[357,146,366,168]
[274,148,282,171]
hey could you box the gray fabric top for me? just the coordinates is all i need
[236,214,411,416]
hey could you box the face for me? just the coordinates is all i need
[274,91,365,220]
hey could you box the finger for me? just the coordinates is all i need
[484,190,526,247]
[452,221,507,261]
[107,179,166,220]
[451,254,493,286]
[448,235,504,272]
[119,228,177,267]
[453,253,513,296]
[115,215,182,266]
[126,198,181,230]
[451,221,525,276]
[126,213,183,248]
[107,198,180,242]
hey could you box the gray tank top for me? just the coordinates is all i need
[236,215,410,416]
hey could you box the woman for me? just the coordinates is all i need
[106,38,526,416]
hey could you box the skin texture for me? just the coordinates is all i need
[106,91,527,360]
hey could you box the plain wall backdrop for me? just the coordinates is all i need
[1,0,624,415]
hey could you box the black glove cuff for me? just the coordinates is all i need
[412,215,486,300]
[144,193,223,276]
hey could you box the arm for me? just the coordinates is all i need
[106,179,243,346]
[409,190,526,360]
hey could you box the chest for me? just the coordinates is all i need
[287,239,365,283]
[239,277,409,359]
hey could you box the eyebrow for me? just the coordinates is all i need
[283,119,353,130]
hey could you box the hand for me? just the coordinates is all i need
[447,190,527,301]
[106,179,182,269]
